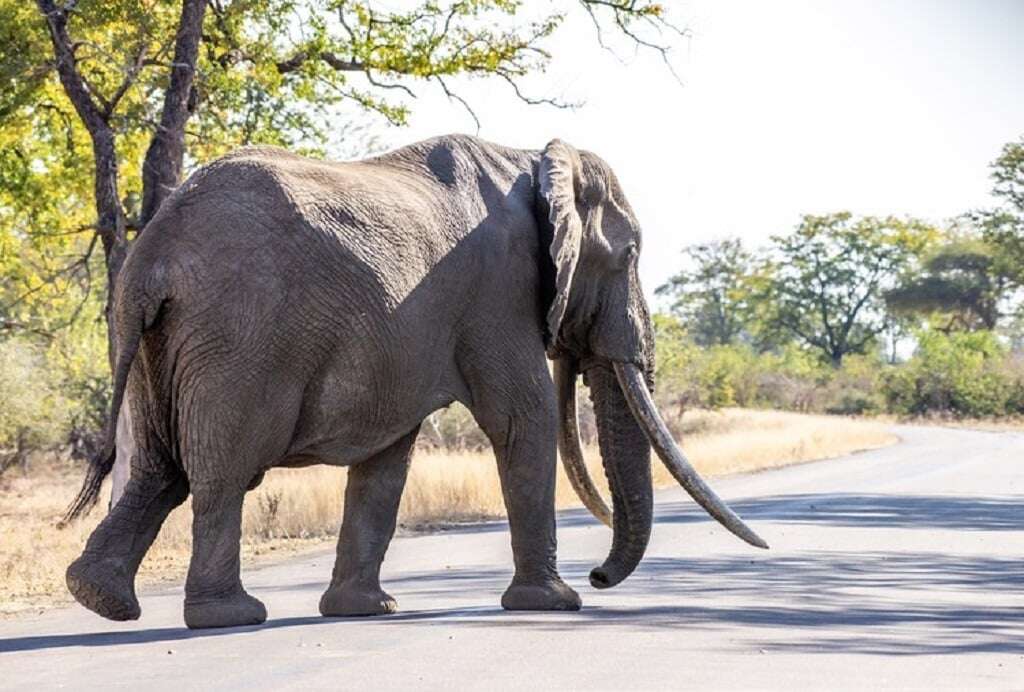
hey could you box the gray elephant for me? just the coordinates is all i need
[64,134,766,629]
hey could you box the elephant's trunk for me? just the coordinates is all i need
[586,363,654,589]
[613,362,768,550]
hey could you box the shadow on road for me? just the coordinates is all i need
[3,492,1021,657]
[651,493,1024,532]
[436,492,1024,534]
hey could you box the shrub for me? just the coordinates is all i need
[46,320,111,456]
[0,338,70,473]
[419,403,491,451]
[753,345,830,411]
[883,330,1019,417]
[823,354,886,415]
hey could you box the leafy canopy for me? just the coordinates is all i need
[980,136,1024,287]
[755,212,938,366]
[656,238,756,347]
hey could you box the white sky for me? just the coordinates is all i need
[366,0,1024,304]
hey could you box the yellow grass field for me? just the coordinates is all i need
[0,409,895,616]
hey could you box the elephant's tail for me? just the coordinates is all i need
[60,265,167,525]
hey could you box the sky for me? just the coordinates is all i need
[369,0,1024,305]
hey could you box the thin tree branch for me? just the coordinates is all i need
[36,0,107,133]
[434,75,480,132]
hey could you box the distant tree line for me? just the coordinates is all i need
[654,135,1024,418]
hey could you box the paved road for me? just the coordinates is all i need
[2,425,1022,690]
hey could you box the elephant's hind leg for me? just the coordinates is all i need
[183,480,267,629]
[177,372,304,629]
[320,426,418,617]
[67,469,189,621]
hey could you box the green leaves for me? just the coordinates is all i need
[758,213,938,366]
[980,136,1024,288]
[656,238,757,347]
[884,330,1023,417]
[885,236,1008,331]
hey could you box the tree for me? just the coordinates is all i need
[978,135,1024,312]
[1,0,685,362]
[885,236,1012,332]
[655,238,755,347]
[757,212,936,367]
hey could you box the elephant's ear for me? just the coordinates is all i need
[538,139,583,350]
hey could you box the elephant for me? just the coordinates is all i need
[63,134,766,629]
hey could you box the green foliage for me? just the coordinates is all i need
[822,353,886,415]
[46,318,112,435]
[883,331,1023,417]
[0,338,70,455]
[978,136,1024,300]
[654,313,749,410]
[0,318,110,466]
[656,238,756,347]
[991,135,1024,213]
[885,234,1010,331]
[653,313,893,415]
[755,212,938,366]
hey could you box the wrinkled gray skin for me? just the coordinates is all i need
[66,135,764,630]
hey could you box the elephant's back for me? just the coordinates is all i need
[126,146,468,382]
[144,147,454,303]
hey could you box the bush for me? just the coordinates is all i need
[823,354,886,415]
[883,330,1022,417]
[753,345,830,411]
[46,320,111,455]
[0,338,71,472]
[419,403,491,451]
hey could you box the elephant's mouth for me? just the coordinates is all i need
[555,356,767,589]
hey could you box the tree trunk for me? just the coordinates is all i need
[139,0,208,227]
[38,0,129,367]
[92,130,130,367]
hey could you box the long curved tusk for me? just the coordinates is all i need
[554,357,613,527]
[613,362,769,549]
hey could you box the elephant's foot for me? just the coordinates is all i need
[319,581,398,617]
[66,555,140,621]
[184,589,266,629]
[501,577,581,611]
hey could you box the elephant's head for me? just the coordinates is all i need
[536,139,767,589]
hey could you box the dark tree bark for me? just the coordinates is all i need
[37,0,129,365]
[139,0,208,227]
[37,0,208,365]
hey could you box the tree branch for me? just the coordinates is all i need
[139,0,208,226]
[434,75,480,132]
[102,42,148,119]
[276,51,364,74]
[36,0,107,134]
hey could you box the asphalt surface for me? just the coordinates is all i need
[2,425,1022,690]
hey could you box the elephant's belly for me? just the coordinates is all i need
[280,348,463,468]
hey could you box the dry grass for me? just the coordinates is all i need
[874,414,1024,433]
[0,408,894,616]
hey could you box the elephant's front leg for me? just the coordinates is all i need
[320,426,418,617]
[484,407,581,612]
